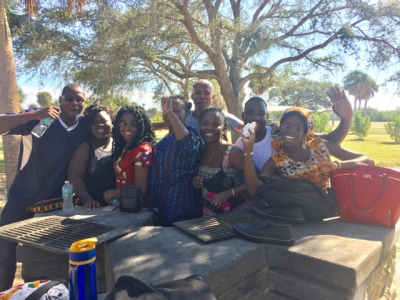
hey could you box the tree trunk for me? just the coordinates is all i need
[363,100,367,117]
[331,109,335,127]
[358,99,362,111]
[0,0,21,192]
[353,97,357,113]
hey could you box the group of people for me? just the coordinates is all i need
[0,80,374,290]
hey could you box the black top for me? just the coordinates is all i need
[84,140,116,206]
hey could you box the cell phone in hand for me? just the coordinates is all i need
[202,196,222,214]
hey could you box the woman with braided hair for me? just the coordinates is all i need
[103,105,157,203]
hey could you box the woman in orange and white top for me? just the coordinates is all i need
[242,107,374,196]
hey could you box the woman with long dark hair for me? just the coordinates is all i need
[104,105,156,202]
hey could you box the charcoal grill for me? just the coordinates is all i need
[173,209,263,243]
[0,216,130,254]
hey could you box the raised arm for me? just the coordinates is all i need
[317,87,352,144]
[68,142,100,211]
[162,97,189,140]
[0,106,61,134]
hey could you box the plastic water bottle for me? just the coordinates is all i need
[62,181,74,212]
[69,238,98,300]
[31,118,52,138]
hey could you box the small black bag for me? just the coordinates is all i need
[202,167,235,194]
[120,186,142,213]
[104,275,217,300]
[256,178,338,221]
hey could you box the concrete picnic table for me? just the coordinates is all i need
[9,206,400,300]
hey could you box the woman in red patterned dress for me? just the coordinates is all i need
[103,106,157,203]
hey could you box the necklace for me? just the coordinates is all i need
[207,142,221,163]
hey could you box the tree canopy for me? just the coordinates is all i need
[12,0,400,116]
[268,78,334,111]
[36,91,52,107]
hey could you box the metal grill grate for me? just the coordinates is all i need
[173,209,263,243]
[0,216,131,254]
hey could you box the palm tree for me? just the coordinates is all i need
[1,0,22,189]
[0,0,86,189]
[343,71,379,117]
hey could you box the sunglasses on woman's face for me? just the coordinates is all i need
[280,123,302,132]
[59,96,85,104]
[118,120,137,128]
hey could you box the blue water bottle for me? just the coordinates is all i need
[69,238,98,300]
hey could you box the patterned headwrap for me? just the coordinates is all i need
[282,107,314,140]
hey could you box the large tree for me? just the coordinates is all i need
[343,70,379,117]
[13,0,400,118]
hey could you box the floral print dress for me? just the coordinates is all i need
[199,146,257,216]
[271,137,330,188]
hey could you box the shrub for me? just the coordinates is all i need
[151,115,163,122]
[313,112,333,134]
[384,114,400,144]
[351,111,371,139]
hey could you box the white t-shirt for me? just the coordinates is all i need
[235,126,276,171]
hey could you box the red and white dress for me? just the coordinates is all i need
[114,143,153,189]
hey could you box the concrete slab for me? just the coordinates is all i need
[265,218,400,292]
[107,226,265,298]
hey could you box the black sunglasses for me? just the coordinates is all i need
[59,96,85,104]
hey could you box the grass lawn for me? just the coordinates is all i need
[339,122,400,169]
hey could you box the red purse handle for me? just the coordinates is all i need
[349,173,389,213]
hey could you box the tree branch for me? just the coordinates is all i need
[238,33,339,90]
[169,0,216,58]
[252,0,270,24]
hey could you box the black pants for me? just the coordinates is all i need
[0,200,34,291]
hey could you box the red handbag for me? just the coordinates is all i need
[330,166,400,228]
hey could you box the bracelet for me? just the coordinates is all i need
[244,152,253,156]
[334,161,342,171]
[163,109,173,117]
[231,188,235,198]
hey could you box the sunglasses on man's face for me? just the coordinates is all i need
[59,96,85,104]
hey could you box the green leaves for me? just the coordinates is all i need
[351,111,371,140]
[384,113,400,144]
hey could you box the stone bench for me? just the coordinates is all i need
[15,208,400,300]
